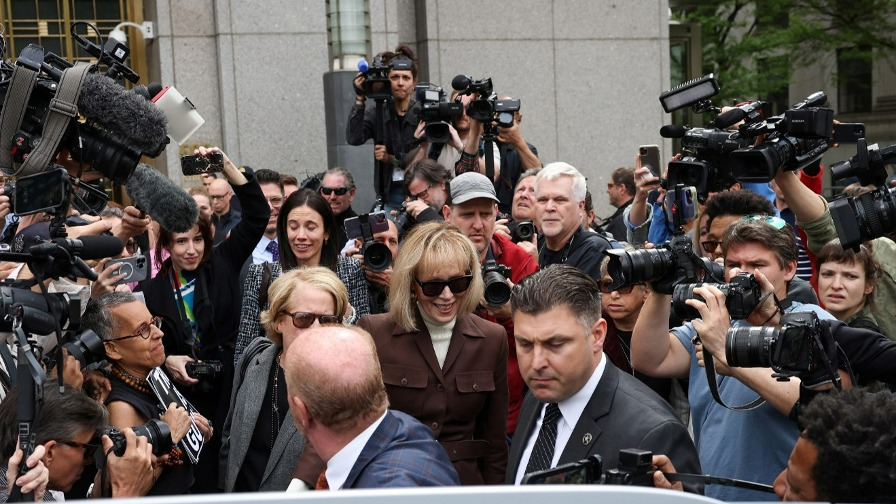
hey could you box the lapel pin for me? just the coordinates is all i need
[582,433,592,445]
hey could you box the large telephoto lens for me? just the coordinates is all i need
[725,325,777,368]
[362,241,392,272]
[672,283,729,321]
[830,186,896,250]
[605,248,673,291]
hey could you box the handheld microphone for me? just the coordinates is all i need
[358,59,369,74]
[125,164,199,233]
[659,124,688,138]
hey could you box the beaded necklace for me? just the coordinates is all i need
[111,366,151,395]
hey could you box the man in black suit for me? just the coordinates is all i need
[282,325,459,489]
[507,265,701,491]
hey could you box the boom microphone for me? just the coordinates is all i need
[659,124,688,138]
[30,235,124,261]
[78,73,169,156]
[712,108,746,129]
[125,164,199,233]
[452,75,471,91]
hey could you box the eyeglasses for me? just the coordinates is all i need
[61,440,99,461]
[701,240,722,254]
[108,316,162,342]
[209,194,229,201]
[283,311,343,329]
[598,281,643,294]
[741,214,788,229]
[415,275,473,297]
[267,196,284,207]
[411,183,435,200]
[320,187,349,196]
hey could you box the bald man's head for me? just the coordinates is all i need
[283,325,388,432]
[208,179,232,216]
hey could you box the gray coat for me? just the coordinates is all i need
[220,338,305,492]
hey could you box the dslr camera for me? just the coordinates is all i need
[726,311,825,375]
[392,201,415,237]
[186,360,223,393]
[672,272,762,321]
[482,260,512,306]
[344,211,393,272]
[413,84,463,143]
[103,419,173,457]
[507,220,535,243]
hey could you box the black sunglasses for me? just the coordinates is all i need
[598,281,643,295]
[701,240,722,254]
[415,275,473,297]
[320,187,349,196]
[283,311,343,329]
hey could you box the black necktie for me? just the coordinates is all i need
[524,403,561,475]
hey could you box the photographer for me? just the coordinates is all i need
[774,170,896,340]
[494,97,540,215]
[629,216,835,501]
[399,159,451,226]
[344,218,399,315]
[442,172,538,437]
[0,380,154,500]
[347,45,420,211]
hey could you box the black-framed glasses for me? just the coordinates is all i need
[108,316,162,342]
[701,240,722,254]
[598,281,643,295]
[415,275,473,297]
[411,183,435,200]
[61,440,99,461]
[283,311,343,329]
[209,193,229,201]
[320,187,349,196]
[741,214,787,229]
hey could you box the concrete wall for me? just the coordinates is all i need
[148,0,670,217]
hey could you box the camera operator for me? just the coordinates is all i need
[441,172,538,437]
[630,216,835,501]
[535,162,617,280]
[773,170,896,340]
[398,159,451,226]
[347,45,420,211]
[494,97,540,216]
[344,217,399,315]
[0,380,155,500]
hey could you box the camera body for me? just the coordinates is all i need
[507,220,535,243]
[392,201,415,237]
[672,272,762,321]
[104,419,172,457]
[344,211,393,272]
[414,84,463,144]
[362,56,413,101]
[452,75,520,126]
[186,360,223,393]
[726,311,824,375]
[482,260,512,306]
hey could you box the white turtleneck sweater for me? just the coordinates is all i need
[418,303,457,368]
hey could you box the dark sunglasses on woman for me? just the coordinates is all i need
[415,275,473,297]
[283,311,343,329]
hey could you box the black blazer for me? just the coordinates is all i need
[507,360,702,493]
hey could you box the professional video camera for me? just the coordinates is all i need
[827,139,896,250]
[452,74,520,127]
[413,84,463,144]
[605,185,723,295]
[672,272,762,321]
[344,211,393,272]
[358,55,414,101]
[660,75,836,202]
[186,360,224,394]
[103,419,173,457]
[726,311,827,376]
[482,260,511,306]
[522,448,773,494]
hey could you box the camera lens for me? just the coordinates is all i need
[69,126,142,183]
[363,242,392,273]
[63,330,106,369]
[606,248,674,289]
[725,325,776,368]
[424,122,452,144]
[483,271,511,306]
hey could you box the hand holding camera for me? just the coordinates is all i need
[100,428,154,497]
[163,355,199,387]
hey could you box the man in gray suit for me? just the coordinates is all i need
[507,265,701,491]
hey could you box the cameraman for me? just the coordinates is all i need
[399,159,451,226]
[347,45,420,211]
[442,172,538,438]
[773,170,896,340]
[629,216,835,501]
[344,218,399,315]
[0,381,154,500]
[494,97,540,215]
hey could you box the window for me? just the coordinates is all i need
[838,46,872,114]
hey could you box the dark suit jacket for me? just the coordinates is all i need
[345,410,460,488]
[506,360,702,492]
[358,313,509,485]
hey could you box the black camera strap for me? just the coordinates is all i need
[702,349,766,411]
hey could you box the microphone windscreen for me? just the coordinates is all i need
[451,74,471,91]
[78,73,169,155]
[712,108,746,129]
[659,124,688,138]
[125,164,199,233]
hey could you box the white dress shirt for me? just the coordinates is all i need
[326,410,388,490]
[252,236,277,264]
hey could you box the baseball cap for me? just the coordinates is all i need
[450,172,499,205]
